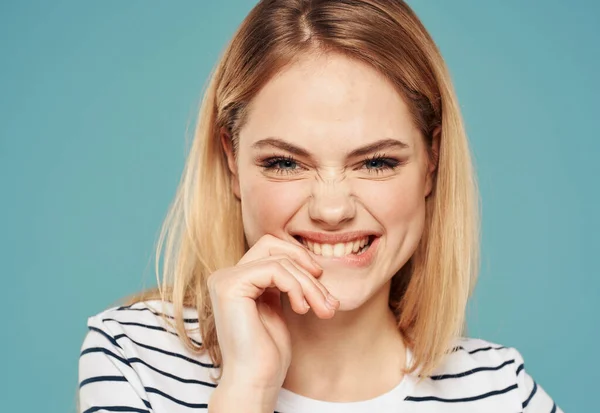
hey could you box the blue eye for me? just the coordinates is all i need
[276,159,297,169]
[366,159,388,169]
[261,156,300,175]
[259,153,402,175]
[363,155,401,173]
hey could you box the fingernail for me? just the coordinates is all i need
[303,298,310,310]
[325,294,339,309]
[313,260,323,270]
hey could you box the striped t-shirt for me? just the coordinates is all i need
[78,300,563,413]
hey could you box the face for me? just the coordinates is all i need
[223,52,438,311]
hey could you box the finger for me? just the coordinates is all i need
[240,261,310,315]
[239,234,322,276]
[209,261,308,315]
[283,257,331,298]
[252,254,339,316]
[252,254,331,299]
[276,257,338,318]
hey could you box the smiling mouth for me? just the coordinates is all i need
[294,235,376,258]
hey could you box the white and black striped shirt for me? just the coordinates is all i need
[78,301,562,412]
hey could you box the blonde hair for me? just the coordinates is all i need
[128,0,480,379]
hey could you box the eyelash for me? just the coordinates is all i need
[259,153,403,176]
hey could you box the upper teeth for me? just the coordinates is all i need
[301,236,370,257]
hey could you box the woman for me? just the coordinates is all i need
[78,0,563,412]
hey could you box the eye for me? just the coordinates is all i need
[362,154,402,174]
[260,155,303,175]
[258,153,403,176]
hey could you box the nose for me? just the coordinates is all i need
[308,175,356,227]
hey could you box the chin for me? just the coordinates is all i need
[336,299,366,312]
[321,276,377,312]
[319,261,398,314]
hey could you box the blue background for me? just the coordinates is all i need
[1,1,597,411]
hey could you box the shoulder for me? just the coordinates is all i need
[444,336,523,371]
[81,300,214,368]
[79,300,219,412]
[85,300,201,342]
[425,336,523,387]
[87,299,199,325]
[405,337,561,412]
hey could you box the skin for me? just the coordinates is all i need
[222,51,439,402]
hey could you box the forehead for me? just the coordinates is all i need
[239,52,420,150]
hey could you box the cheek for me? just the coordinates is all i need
[358,170,427,226]
[240,176,305,245]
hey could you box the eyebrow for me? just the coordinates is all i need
[251,137,409,159]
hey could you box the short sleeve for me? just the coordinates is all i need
[78,314,152,413]
[511,347,564,413]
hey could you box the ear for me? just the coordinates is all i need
[220,128,241,199]
[424,125,441,198]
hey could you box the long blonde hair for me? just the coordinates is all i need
[128,0,480,379]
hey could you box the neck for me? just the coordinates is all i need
[280,281,407,402]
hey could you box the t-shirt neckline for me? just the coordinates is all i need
[275,346,414,412]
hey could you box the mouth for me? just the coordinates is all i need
[293,235,377,258]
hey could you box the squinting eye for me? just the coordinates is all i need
[273,159,296,169]
[259,154,403,176]
[366,159,387,169]
[260,156,302,175]
[363,156,401,173]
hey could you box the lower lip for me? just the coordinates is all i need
[307,237,380,268]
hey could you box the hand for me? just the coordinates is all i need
[207,234,339,392]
